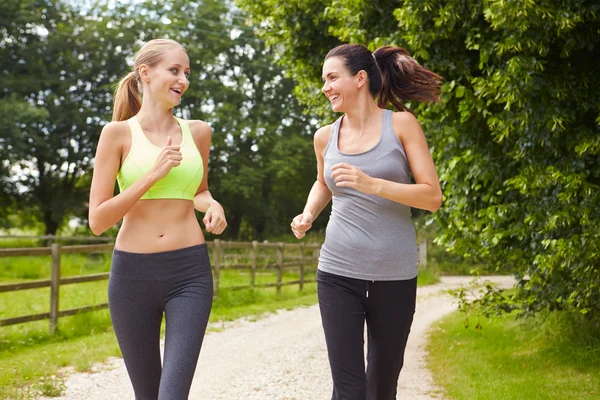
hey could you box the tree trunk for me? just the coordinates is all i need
[44,210,59,236]
[228,212,243,240]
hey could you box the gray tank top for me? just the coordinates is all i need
[319,109,418,281]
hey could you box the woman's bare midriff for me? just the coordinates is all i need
[115,199,205,253]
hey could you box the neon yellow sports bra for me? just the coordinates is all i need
[117,116,203,200]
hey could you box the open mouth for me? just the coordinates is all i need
[329,95,339,104]
[171,88,183,95]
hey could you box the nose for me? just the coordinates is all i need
[321,81,330,94]
[179,74,189,88]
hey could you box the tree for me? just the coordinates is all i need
[1,0,50,230]
[1,0,148,234]
[202,27,318,239]
[238,0,600,320]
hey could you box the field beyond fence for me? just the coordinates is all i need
[0,238,323,334]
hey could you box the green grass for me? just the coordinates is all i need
[1,313,120,399]
[427,310,600,400]
[416,265,439,286]
[0,252,113,280]
[210,283,319,326]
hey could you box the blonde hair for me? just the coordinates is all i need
[112,39,186,121]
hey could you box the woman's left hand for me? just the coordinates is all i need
[330,162,378,195]
[203,202,227,235]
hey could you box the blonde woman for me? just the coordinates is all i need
[89,39,226,399]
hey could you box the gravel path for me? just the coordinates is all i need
[42,276,513,400]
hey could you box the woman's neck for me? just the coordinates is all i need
[343,97,383,133]
[136,101,176,133]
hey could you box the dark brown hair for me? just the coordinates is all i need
[325,44,442,111]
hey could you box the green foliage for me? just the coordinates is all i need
[238,0,600,321]
[415,0,600,323]
[237,0,341,116]
[450,278,516,320]
[1,0,148,235]
[414,217,498,275]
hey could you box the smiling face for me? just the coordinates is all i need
[140,47,190,108]
[321,56,362,113]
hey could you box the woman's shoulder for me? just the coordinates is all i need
[184,119,212,140]
[99,120,129,141]
[390,110,422,141]
[314,123,334,149]
[95,120,130,158]
[391,110,419,125]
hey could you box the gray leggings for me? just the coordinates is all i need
[108,244,213,400]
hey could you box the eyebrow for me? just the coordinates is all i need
[322,72,337,80]
[170,63,191,71]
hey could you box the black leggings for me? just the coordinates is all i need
[317,269,417,400]
[108,244,213,400]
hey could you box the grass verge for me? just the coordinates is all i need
[427,310,600,400]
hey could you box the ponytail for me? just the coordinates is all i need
[112,71,141,122]
[325,44,442,112]
[373,46,442,111]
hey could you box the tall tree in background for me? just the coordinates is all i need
[238,0,600,320]
[1,0,50,231]
[0,0,149,234]
[203,18,318,239]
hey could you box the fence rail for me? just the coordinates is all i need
[0,240,321,333]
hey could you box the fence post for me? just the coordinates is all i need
[276,242,284,295]
[250,240,257,288]
[221,241,226,268]
[299,243,305,291]
[212,239,221,296]
[49,243,61,334]
[419,239,428,269]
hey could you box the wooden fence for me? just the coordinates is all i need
[0,240,321,333]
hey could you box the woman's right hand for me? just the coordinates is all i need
[151,136,182,181]
[291,211,313,239]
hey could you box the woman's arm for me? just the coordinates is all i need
[291,125,333,239]
[190,120,227,235]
